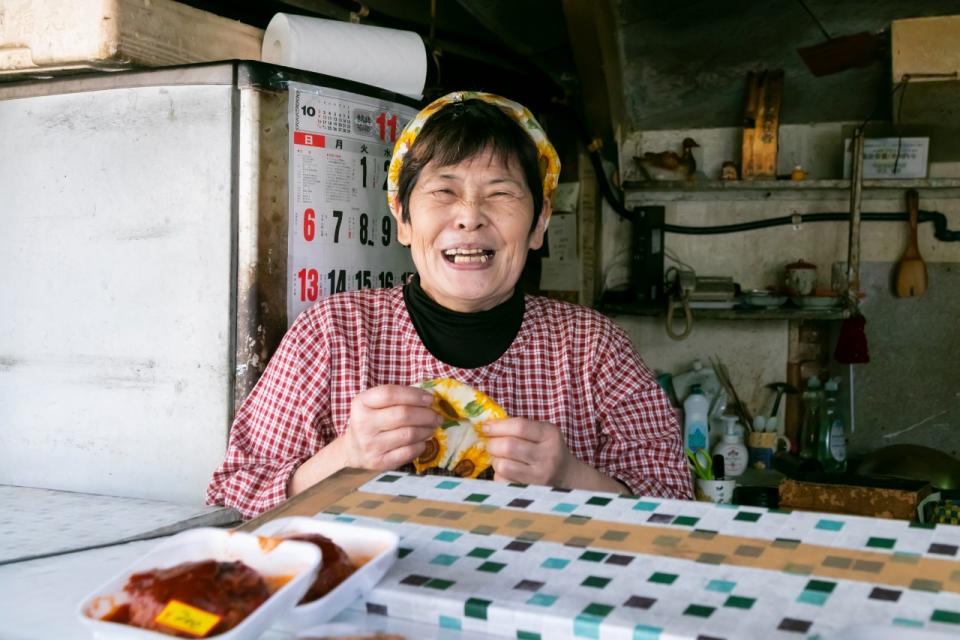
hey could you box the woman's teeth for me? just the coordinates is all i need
[443,248,493,263]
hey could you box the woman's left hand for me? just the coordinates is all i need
[482,418,576,487]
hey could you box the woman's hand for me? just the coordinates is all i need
[483,418,630,494]
[482,418,575,486]
[341,385,441,471]
[289,385,439,497]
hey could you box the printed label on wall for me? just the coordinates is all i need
[287,82,418,325]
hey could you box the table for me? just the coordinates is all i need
[242,469,960,639]
[4,472,960,639]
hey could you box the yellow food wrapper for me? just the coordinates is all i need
[413,378,507,477]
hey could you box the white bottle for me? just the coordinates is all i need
[683,384,710,453]
[712,415,748,477]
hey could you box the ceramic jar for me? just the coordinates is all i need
[784,259,817,296]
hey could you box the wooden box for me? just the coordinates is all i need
[779,478,933,521]
[0,0,262,72]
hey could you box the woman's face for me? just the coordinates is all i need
[396,148,549,312]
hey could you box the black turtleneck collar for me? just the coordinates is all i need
[402,274,524,369]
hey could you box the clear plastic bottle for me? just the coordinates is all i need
[818,377,847,473]
[683,384,710,453]
[799,376,822,461]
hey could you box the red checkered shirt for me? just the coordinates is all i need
[207,287,693,518]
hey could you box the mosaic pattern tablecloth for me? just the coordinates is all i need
[270,471,960,639]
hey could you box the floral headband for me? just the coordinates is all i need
[386,91,561,219]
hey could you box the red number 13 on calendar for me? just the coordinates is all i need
[375,112,398,142]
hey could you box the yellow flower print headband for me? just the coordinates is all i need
[386,91,561,219]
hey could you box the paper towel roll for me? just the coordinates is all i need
[262,13,427,99]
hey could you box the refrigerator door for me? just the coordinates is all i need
[0,67,237,503]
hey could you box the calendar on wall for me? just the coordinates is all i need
[287,82,419,325]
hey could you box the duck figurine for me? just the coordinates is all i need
[635,137,700,181]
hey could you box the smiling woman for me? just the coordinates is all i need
[206,92,693,520]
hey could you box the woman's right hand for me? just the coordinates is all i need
[341,385,441,471]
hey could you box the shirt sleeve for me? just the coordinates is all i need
[205,312,331,519]
[590,327,693,500]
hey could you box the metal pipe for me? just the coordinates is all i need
[847,130,865,310]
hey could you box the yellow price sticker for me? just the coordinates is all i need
[154,599,222,637]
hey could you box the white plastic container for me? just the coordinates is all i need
[78,527,321,640]
[253,516,400,631]
[683,384,710,452]
[712,415,748,477]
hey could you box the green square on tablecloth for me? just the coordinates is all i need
[724,595,755,609]
[805,579,836,593]
[580,550,607,562]
[734,511,761,522]
[632,624,663,639]
[911,578,942,592]
[696,553,726,565]
[706,579,735,593]
[465,493,489,503]
[582,603,614,617]
[565,515,592,526]
[334,515,355,522]
[426,578,455,590]
[508,518,534,529]
[398,547,413,558]
[672,516,699,527]
[931,609,960,625]
[527,593,558,607]
[435,530,462,542]
[815,519,844,531]
[601,529,629,541]
[683,604,715,618]
[431,553,458,566]
[542,557,570,570]
[867,537,896,549]
[648,572,677,585]
[478,561,506,573]
[439,615,461,630]
[574,613,604,639]
[468,547,495,559]
[797,590,828,606]
[517,632,541,640]
[784,563,814,575]
[436,480,460,489]
[587,496,612,506]
[582,576,611,588]
[553,502,578,513]
[689,529,717,540]
[633,501,660,512]
[465,597,491,619]
[377,474,401,482]
[653,535,681,548]
[893,617,925,628]
[508,482,529,488]
[386,513,408,523]
[472,525,498,535]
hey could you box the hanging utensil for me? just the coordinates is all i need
[895,189,928,297]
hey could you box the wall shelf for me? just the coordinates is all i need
[601,301,849,321]
[622,178,960,201]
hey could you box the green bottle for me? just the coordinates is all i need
[799,376,822,461]
[818,377,847,473]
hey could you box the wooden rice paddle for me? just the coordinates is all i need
[895,189,927,297]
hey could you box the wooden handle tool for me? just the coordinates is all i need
[894,189,927,297]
